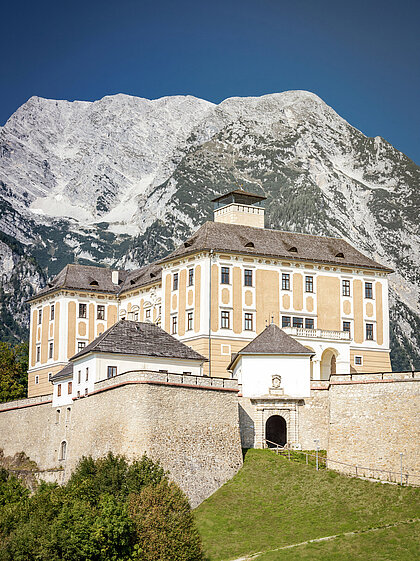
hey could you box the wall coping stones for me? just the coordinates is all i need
[0,394,52,412]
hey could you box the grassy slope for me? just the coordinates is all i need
[194,450,420,561]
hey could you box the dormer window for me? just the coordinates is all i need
[288,246,298,253]
[245,242,255,248]
[89,280,99,286]
[335,252,344,258]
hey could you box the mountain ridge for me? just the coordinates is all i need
[0,90,419,369]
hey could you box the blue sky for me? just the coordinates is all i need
[2,0,419,163]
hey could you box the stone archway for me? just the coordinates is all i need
[265,415,287,447]
[320,348,338,380]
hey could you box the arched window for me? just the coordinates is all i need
[245,241,255,248]
[335,252,344,258]
[288,246,298,253]
[59,441,67,460]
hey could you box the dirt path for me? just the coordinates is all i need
[228,518,420,561]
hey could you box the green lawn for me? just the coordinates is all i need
[194,449,420,561]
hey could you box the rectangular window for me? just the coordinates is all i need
[221,267,230,284]
[305,318,314,329]
[342,280,351,297]
[85,368,89,382]
[172,315,177,334]
[343,321,351,333]
[282,273,290,291]
[365,282,373,299]
[84,388,88,397]
[305,276,314,293]
[282,316,291,328]
[145,309,151,319]
[366,323,374,340]
[77,390,80,398]
[35,375,39,384]
[50,305,55,321]
[221,311,230,329]
[77,341,86,353]
[244,313,253,331]
[354,355,363,366]
[188,268,194,286]
[49,342,53,359]
[134,312,139,321]
[78,303,87,318]
[68,381,72,394]
[97,305,105,320]
[244,269,253,287]
[187,311,193,331]
[38,309,42,324]
[77,370,81,384]
[173,273,179,291]
[293,317,304,328]
[36,346,40,363]
[107,366,117,379]
[57,384,62,397]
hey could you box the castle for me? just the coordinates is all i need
[0,190,418,505]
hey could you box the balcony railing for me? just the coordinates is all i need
[283,326,351,340]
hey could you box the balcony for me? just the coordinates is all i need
[283,327,351,341]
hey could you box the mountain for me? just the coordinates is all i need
[0,91,419,369]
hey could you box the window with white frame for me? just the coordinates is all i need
[342,280,351,297]
[50,304,55,320]
[48,342,53,359]
[354,355,363,366]
[244,312,253,331]
[221,267,230,284]
[77,341,86,353]
[282,316,291,327]
[365,282,373,299]
[38,309,42,324]
[35,375,39,384]
[221,311,230,329]
[343,321,351,334]
[78,303,87,318]
[366,323,374,340]
[305,276,314,293]
[107,366,117,378]
[188,268,194,286]
[244,269,253,287]
[187,311,193,331]
[173,273,179,291]
[172,315,178,334]
[36,346,41,363]
[282,273,290,290]
[97,305,105,320]
[305,318,314,329]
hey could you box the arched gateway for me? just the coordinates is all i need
[265,415,287,447]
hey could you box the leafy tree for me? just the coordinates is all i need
[129,480,204,561]
[0,454,203,561]
[0,342,28,403]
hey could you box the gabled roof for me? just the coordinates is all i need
[70,320,207,363]
[162,221,392,272]
[50,362,73,382]
[228,323,314,370]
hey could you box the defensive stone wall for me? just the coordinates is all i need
[327,371,420,483]
[298,385,330,450]
[0,371,243,507]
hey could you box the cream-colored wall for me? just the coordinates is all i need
[214,203,265,228]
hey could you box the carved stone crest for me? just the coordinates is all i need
[272,375,282,388]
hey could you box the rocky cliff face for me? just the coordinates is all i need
[0,91,418,368]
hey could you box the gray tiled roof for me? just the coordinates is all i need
[50,362,73,382]
[119,263,162,293]
[162,221,392,271]
[70,320,207,362]
[228,324,313,369]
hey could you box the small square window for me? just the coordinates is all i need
[342,280,351,297]
[365,282,373,299]
[244,269,253,287]
[79,303,87,318]
[221,267,230,284]
[244,313,253,331]
[282,316,291,328]
[97,305,105,320]
[354,355,363,366]
[282,274,290,291]
[188,268,194,286]
[173,273,179,291]
[305,318,314,329]
[172,315,178,334]
[146,309,151,319]
[293,317,304,328]
[77,341,86,353]
[107,366,117,378]
[221,311,230,329]
[305,276,314,293]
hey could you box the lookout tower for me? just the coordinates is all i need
[212,189,266,229]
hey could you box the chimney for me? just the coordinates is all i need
[112,271,119,285]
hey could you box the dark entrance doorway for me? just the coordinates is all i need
[265,415,287,447]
